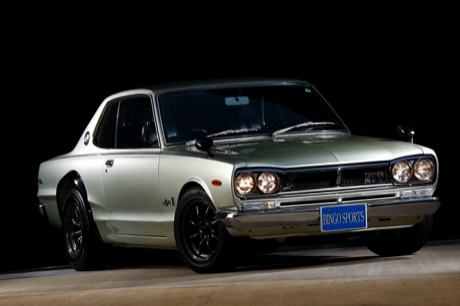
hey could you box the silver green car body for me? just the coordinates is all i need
[37,78,440,267]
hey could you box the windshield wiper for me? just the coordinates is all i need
[206,128,260,139]
[185,128,260,147]
[272,121,336,137]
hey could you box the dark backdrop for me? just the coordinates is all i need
[2,19,455,272]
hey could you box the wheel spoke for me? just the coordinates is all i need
[73,210,80,220]
[206,237,215,255]
[198,237,207,254]
[72,230,82,239]
[196,206,203,221]
[190,232,201,239]
[72,218,81,227]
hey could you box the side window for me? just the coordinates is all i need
[93,95,159,149]
[118,95,158,148]
[93,101,118,148]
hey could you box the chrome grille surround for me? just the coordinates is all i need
[282,162,390,192]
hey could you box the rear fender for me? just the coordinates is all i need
[57,171,103,242]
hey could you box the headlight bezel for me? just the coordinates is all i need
[234,169,283,197]
[390,156,436,185]
[414,158,435,181]
[257,171,280,194]
[234,172,256,195]
[392,160,413,183]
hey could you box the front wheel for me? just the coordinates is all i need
[174,187,235,273]
[366,214,433,257]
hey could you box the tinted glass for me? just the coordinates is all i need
[118,96,157,148]
[93,101,118,148]
[159,85,347,144]
[94,95,158,149]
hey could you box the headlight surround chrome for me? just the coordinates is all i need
[234,169,283,196]
[235,173,255,195]
[390,156,436,185]
[392,160,413,183]
[414,158,434,181]
[257,172,279,194]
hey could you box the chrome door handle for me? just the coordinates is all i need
[105,160,114,167]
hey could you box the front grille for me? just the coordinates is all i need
[283,171,336,190]
[281,165,390,192]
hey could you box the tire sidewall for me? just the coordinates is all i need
[366,214,433,256]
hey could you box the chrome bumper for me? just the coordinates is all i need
[216,197,441,229]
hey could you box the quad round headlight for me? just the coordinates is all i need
[257,172,279,194]
[414,158,434,181]
[392,161,413,183]
[235,173,255,195]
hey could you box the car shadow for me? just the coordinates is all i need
[105,245,411,273]
[106,247,184,269]
[233,253,401,272]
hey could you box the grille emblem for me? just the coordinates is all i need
[364,170,385,184]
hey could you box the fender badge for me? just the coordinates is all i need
[162,198,175,206]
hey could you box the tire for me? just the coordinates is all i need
[63,189,107,270]
[174,187,235,273]
[366,214,433,257]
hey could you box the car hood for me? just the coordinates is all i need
[203,134,431,168]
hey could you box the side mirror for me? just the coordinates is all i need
[195,137,214,158]
[397,125,415,143]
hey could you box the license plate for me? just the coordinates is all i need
[320,204,367,232]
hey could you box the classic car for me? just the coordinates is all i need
[37,78,441,273]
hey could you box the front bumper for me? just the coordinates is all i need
[216,197,441,229]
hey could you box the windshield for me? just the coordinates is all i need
[158,85,348,144]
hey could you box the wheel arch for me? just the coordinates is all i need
[57,171,89,216]
[178,181,216,209]
[56,171,104,242]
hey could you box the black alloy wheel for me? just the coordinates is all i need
[62,189,107,270]
[174,187,235,273]
[183,201,220,261]
[64,201,83,260]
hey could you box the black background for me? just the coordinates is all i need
[2,10,456,272]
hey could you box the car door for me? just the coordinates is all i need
[96,94,165,237]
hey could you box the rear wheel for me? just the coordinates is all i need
[366,214,433,256]
[174,187,235,273]
[63,189,107,270]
